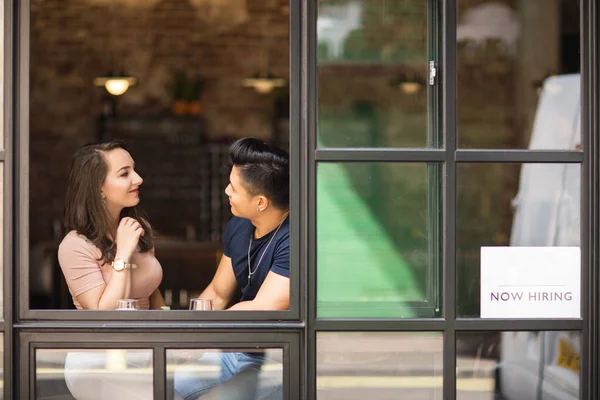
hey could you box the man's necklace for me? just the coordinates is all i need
[247,217,286,286]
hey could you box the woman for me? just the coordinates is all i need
[58,141,164,310]
[58,141,165,400]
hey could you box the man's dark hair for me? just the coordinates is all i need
[229,138,289,210]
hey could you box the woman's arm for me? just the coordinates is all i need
[80,219,144,309]
[60,218,144,310]
[59,241,134,310]
[75,268,132,310]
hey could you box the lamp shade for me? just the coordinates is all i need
[389,72,425,95]
[94,76,137,96]
[243,73,286,94]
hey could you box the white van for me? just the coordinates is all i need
[496,74,581,399]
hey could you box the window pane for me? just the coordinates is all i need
[317,163,442,318]
[0,0,3,145]
[457,331,580,399]
[30,1,291,312]
[167,348,283,400]
[35,349,153,400]
[457,0,581,149]
[0,334,3,400]
[0,163,3,319]
[317,332,443,399]
[318,0,436,148]
[457,163,581,317]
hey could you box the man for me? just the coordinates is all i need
[174,137,289,400]
[201,137,290,311]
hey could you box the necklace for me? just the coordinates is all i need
[247,217,286,286]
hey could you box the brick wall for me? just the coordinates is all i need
[30,0,290,245]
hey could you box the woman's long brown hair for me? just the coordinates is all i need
[63,141,154,262]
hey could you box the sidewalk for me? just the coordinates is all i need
[317,332,497,378]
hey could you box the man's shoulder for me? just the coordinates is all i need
[273,218,290,249]
[228,216,253,229]
[225,216,252,239]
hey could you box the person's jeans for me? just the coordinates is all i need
[173,352,282,400]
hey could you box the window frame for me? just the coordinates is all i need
[305,0,598,399]
[15,0,303,323]
[19,330,300,400]
[0,0,598,399]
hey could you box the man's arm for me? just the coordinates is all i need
[199,254,238,310]
[228,271,289,311]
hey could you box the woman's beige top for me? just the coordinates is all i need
[58,231,163,310]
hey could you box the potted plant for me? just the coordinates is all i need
[186,74,205,116]
[170,71,188,115]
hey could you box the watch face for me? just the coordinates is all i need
[113,259,125,271]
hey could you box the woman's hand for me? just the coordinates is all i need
[115,217,144,261]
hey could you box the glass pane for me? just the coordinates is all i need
[167,348,283,400]
[318,0,436,148]
[0,0,3,145]
[0,334,3,400]
[30,2,291,312]
[35,349,153,400]
[0,163,3,319]
[457,331,580,400]
[318,332,443,399]
[457,0,581,149]
[317,163,442,318]
[457,163,581,317]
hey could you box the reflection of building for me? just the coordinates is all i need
[317,1,362,59]
[457,2,520,55]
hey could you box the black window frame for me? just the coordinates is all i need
[19,330,300,399]
[0,0,598,399]
[15,0,302,323]
[305,0,597,398]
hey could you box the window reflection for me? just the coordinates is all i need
[0,0,4,320]
[317,163,442,318]
[0,0,3,145]
[0,334,3,400]
[317,332,443,399]
[457,22,582,316]
[167,348,283,400]
[0,164,3,318]
[457,0,581,149]
[457,331,580,400]
[457,163,581,318]
[36,349,153,400]
[318,0,434,148]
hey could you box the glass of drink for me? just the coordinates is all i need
[189,298,213,311]
[116,299,140,310]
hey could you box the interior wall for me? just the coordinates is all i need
[29,0,290,246]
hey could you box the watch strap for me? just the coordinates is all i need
[112,259,138,270]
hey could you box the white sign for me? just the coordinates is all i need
[480,247,580,318]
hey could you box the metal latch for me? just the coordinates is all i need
[429,61,437,86]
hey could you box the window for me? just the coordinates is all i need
[25,0,296,320]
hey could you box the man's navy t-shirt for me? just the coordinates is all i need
[223,216,290,302]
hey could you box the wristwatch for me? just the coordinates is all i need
[112,258,137,271]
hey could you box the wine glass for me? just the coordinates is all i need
[189,298,213,310]
[116,299,140,310]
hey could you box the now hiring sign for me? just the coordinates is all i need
[480,247,581,319]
